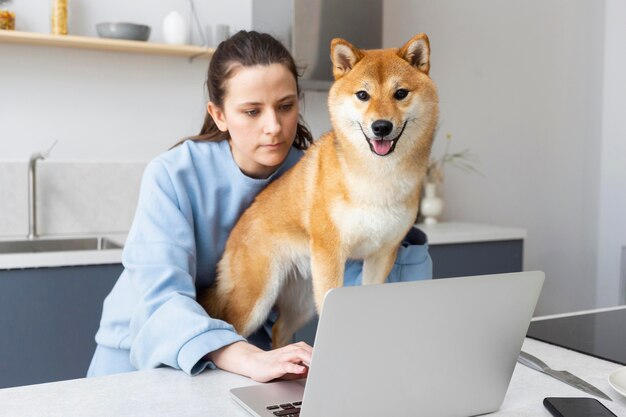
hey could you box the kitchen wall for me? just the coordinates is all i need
[596,0,626,308]
[384,0,625,315]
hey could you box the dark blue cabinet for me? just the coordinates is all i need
[429,239,523,278]
[0,264,122,389]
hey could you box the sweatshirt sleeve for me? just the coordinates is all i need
[123,160,245,375]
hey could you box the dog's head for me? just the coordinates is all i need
[328,34,439,159]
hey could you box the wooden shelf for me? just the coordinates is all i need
[0,30,214,59]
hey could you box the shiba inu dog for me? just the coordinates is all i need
[199,34,439,348]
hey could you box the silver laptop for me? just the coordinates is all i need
[231,271,544,417]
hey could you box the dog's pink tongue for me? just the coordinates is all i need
[372,139,393,156]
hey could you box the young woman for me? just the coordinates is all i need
[87,31,432,382]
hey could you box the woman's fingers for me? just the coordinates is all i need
[275,344,312,380]
[284,362,307,375]
[282,342,313,363]
[280,347,312,365]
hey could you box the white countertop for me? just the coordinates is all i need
[0,222,525,270]
[417,222,526,245]
[0,338,623,417]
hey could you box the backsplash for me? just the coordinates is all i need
[0,162,145,238]
[0,163,29,237]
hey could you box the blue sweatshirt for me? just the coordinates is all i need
[93,139,432,376]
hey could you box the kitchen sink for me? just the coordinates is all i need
[0,237,123,254]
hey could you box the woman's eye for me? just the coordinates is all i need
[245,109,259,117]
[356,90,370,101]
[279,103,294,112]
[394,89,409,100]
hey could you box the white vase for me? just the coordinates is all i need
[163,11,188,45]
[420,182,444,225]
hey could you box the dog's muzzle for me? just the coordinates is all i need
[361,120,408,156]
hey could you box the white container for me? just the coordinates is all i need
[420,182,444,225]
[163,11,187,45]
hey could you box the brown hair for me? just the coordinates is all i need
[174,30,313,149]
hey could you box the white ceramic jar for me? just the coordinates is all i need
[420,182,444,225]
[163,11,187,45]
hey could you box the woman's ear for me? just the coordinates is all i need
[207,102,228,132]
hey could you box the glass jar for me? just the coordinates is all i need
[0,0,15,30]
[51,0,68,35]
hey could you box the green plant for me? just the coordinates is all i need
[426,131,481,184]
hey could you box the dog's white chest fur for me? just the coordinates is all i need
[328,164,418,258]
[331,199,414,258]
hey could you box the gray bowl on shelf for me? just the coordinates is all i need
[96,22,151,41]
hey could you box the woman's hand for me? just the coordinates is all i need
[207,341,313,382]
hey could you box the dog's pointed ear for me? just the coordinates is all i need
[330,38,364,80]
[398,33,431,75]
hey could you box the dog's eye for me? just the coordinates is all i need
[394,89,409,100]
[356,91,370,101]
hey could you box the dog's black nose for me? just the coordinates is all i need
[371,120,393,137]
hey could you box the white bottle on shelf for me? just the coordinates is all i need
[163,11,187,45]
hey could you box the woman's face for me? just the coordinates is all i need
[208,63,300,179]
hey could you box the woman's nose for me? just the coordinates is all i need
[263,111,281,135]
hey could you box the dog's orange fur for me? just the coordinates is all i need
[198,34,439,348]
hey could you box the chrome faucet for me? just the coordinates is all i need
[27,141,58,240]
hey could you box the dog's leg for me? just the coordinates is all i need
[272,274,315,349]
[361,245,400,286]
[209,251,283,337]
[310,238,346,313]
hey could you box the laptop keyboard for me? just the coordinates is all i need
[266,401,302,416]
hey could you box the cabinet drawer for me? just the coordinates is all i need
[430,239,523,279]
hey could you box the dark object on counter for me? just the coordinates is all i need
[96,22,151,41]
[543,397,617,417]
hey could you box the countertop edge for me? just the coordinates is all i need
[416,222,527,245]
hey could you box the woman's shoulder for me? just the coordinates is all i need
[147,140,228,176]
[158,139,224,163]
[138,141,229,200]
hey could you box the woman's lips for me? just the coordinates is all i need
[263,143,282,149]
